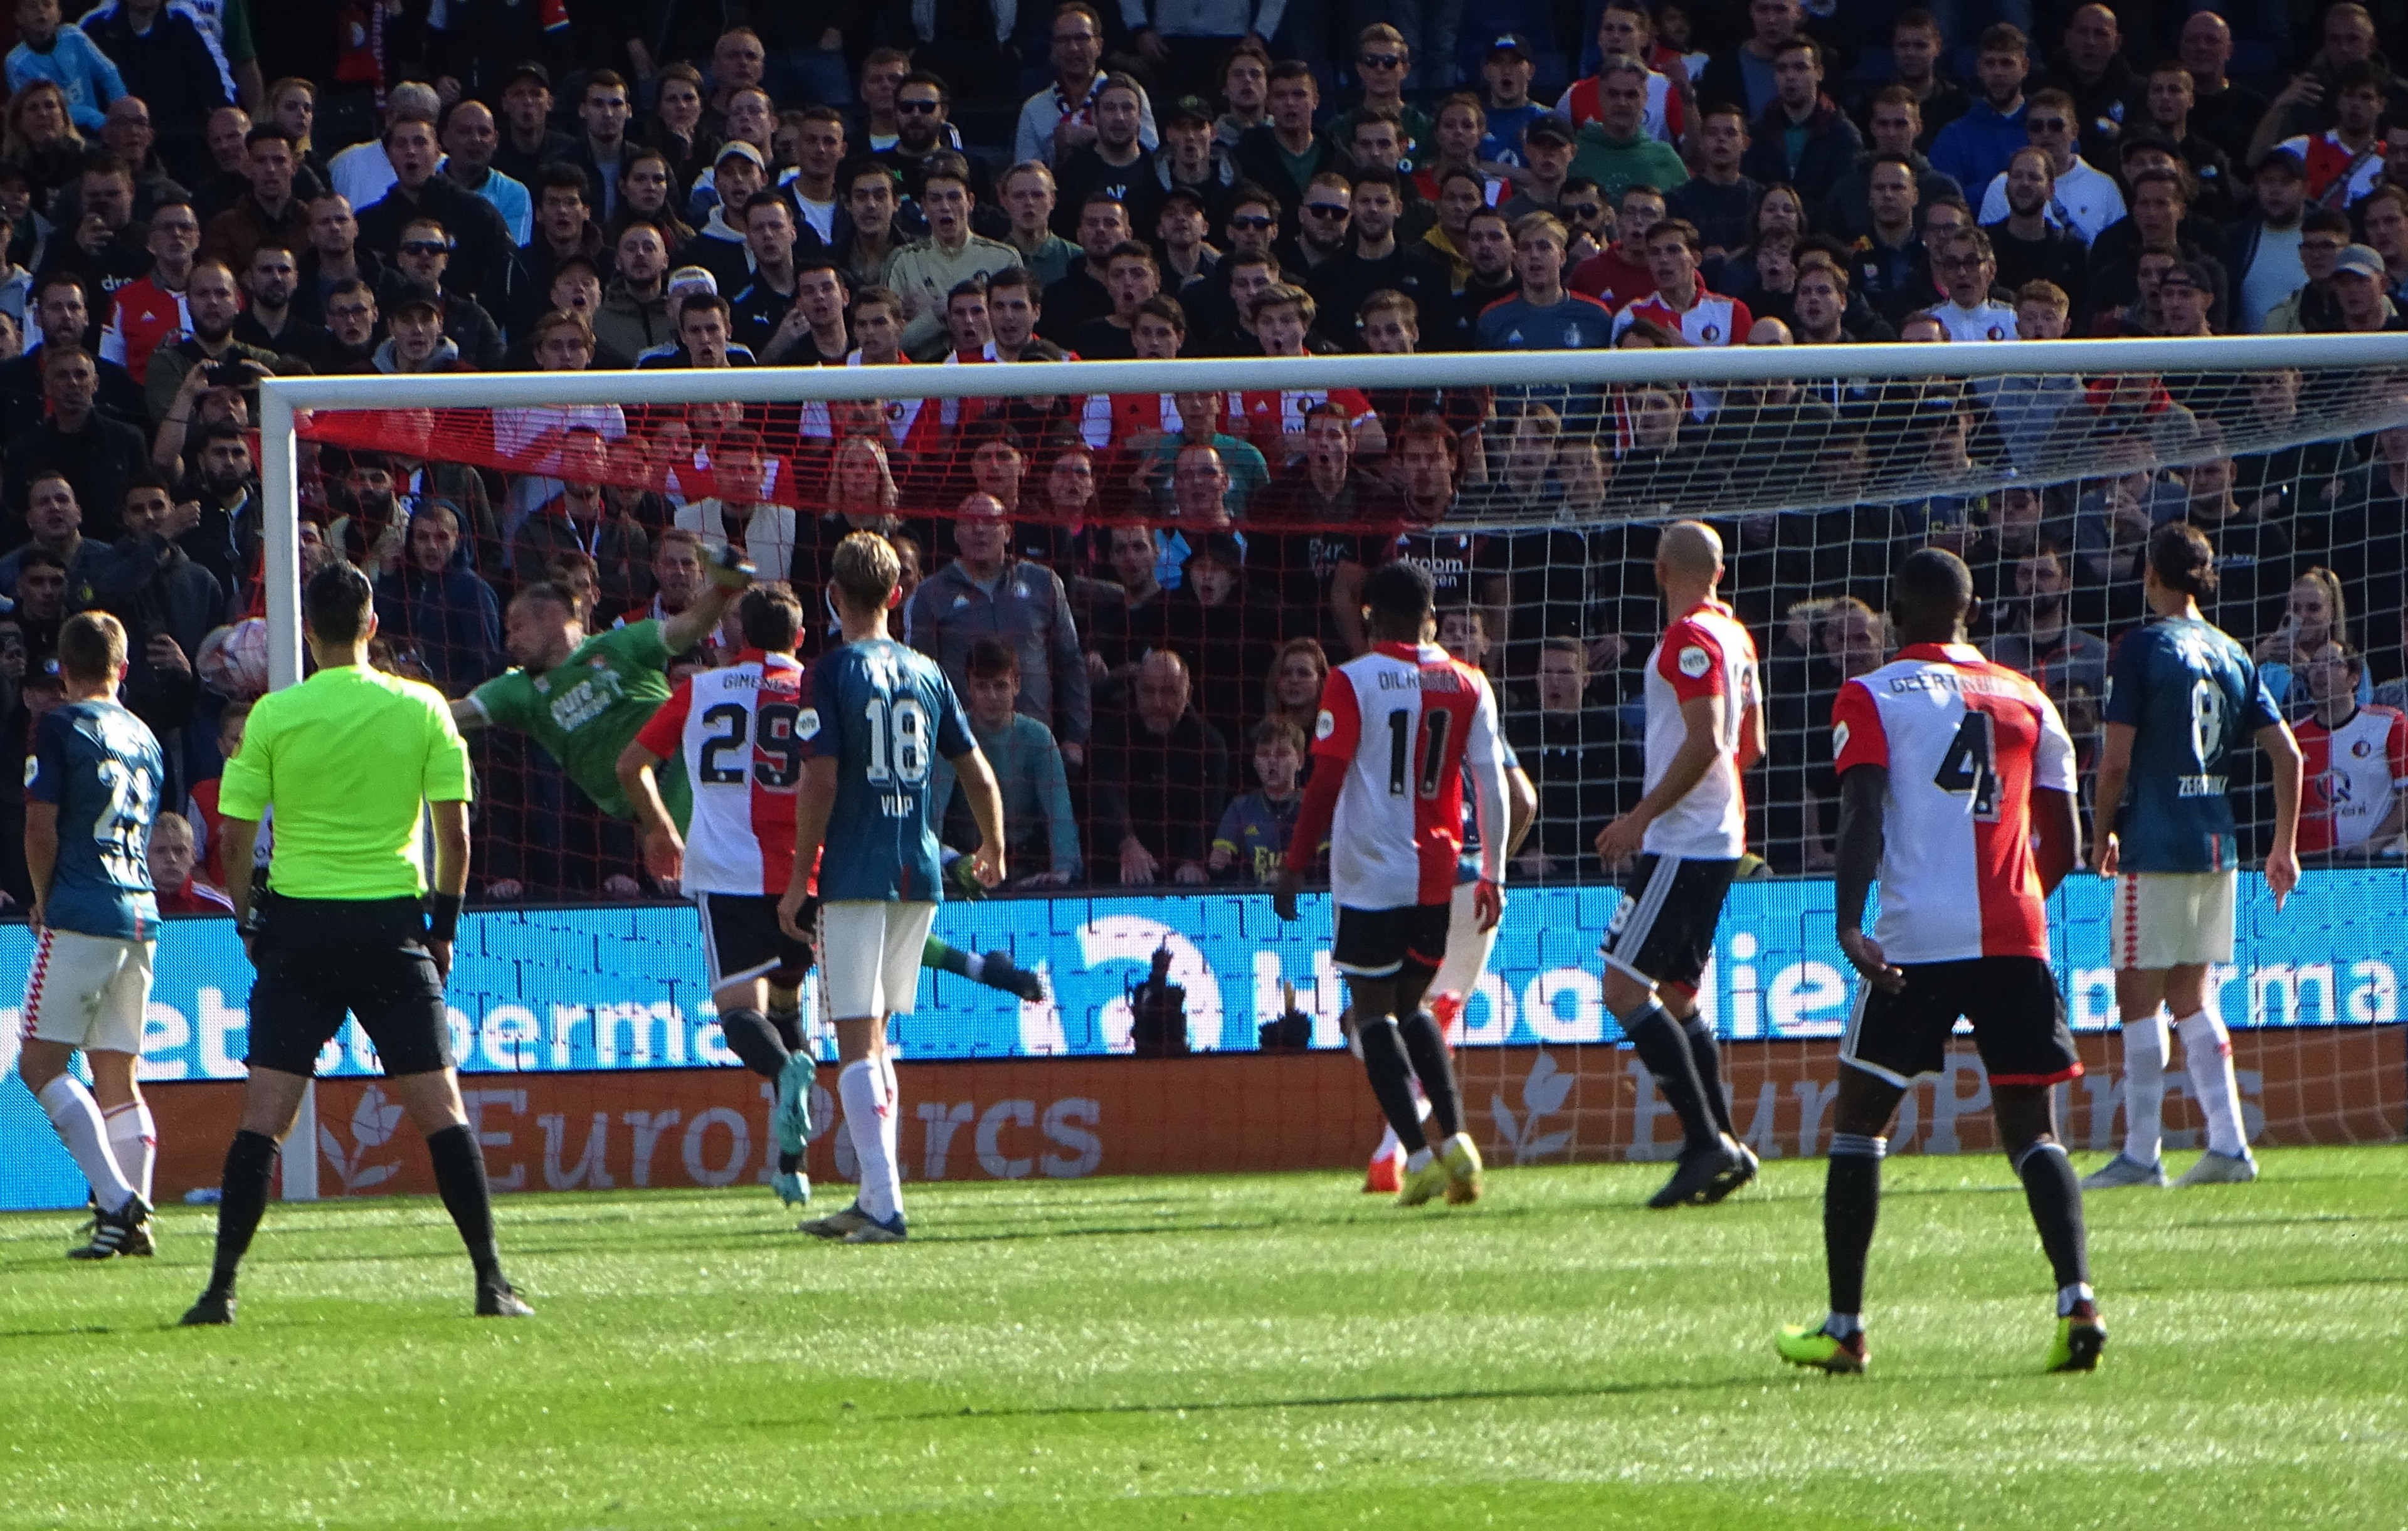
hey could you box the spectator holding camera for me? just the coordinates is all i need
[144,258,274,427]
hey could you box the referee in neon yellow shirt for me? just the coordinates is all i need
[180,563,532,1326]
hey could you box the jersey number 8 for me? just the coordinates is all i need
[2190,676,2226,767]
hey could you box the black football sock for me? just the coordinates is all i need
[1682,1014,1736,1139]
[1627,1004,1716,1154]
[2014,1139,2091,1293]
[922,937,976,978]
[1356,1018,1431,1152]
[426,1123,505,1284]
[1397,1009,1464,1140]
[1824,1134,1886,1320]
[208,1129,280,1293]
[719,1008,790,1080]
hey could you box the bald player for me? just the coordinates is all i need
[1593,521,1768,1209]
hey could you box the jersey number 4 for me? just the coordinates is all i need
[1932,708,1999,819]
[699,702,804,788]
[1385,708,1452,799]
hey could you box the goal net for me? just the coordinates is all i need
[8,336,2402,1213]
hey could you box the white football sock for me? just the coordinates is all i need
[1405,1146,1434,1172]
[839,1061,899,1223]
[876,1053,904,1217]
[2177,1011,2247,1157]
[104,1102,156,1201]
[2120,1011,2169,1165]
[36,1076,136,1213]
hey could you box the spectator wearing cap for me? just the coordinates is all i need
[883,151,1023,360]
[2230,150,2310,334]
[1152,94,1237,214]
[374,283,468,374]
[1155,185,1220,295]
[391,218,507,369]
[355,114,515,302]
[1474,35,1545,166]
[492,63,578,188]
[2320,243,2408,334]
[1504,115,1583,219]
[909,492,1091,762]
[1567,58,1687,204]
[684,140,768,298]
[1016,3,1160,168]
[2150,259,2217,340]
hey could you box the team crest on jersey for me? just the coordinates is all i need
[1987,325,2008,340]
[1699,324,1721,343]
[1315,708,1336,740]
[1677,645,1711,678]
[796,708,821,740]
[952,594,969,608]
[2353,738,2375,757]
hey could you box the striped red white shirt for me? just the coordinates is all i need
[1830,643,2077,963]
[633,650,807,896]
[1640,598,1761,859]
[2296,703,2408,855]
[1311,641,1506,908]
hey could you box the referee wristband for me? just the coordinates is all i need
[426,892,464,943]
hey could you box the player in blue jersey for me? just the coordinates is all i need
[18,613,167,1260]
[2085,523,2302,1192]
[778,532,1005,1244]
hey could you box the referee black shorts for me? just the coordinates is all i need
[246,896,455,1078]
[1840,955,2084,1090]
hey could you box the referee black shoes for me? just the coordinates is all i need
[179,1288,237,1326]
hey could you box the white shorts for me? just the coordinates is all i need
[1430,879,1500,1001]
[2110,871,2236,971]
[818,900,936,1021]
[21,928,155,1055]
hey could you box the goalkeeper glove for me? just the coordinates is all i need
[708,541,756,589]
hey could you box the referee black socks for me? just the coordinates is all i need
[426,1124,504,1283]
[207,1129,281,1292]
[1627,1004,1716,1155]
[1396,1010,1464,1140]
[1357,1018,1430,1152]
[720,1008,791,1080]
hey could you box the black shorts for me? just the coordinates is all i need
[695,892,816,991]
[1332,903,1450,978]
[1601,855,1740,992]
[1840,955,2084,1088]
[246,896,454,1078]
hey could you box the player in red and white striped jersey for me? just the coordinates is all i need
[616,584,820,1207]
[1593,522,1766,1209]
[2295,641,2408,861]
[1777,549,2102,1377]
[1275,562,1506,1209]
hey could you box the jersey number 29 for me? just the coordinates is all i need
[699,702,805,788]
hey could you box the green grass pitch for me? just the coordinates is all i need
[3,1149,2404,1530]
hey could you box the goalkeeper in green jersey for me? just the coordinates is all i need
[452,549,1042,1051]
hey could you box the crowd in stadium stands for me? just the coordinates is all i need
[1,0,2405,908]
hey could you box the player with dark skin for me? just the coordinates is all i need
[1272,584,1503,1075]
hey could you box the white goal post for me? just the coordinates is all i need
[247,332,2408,1198]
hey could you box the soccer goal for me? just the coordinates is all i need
[169,334,2408,1206]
